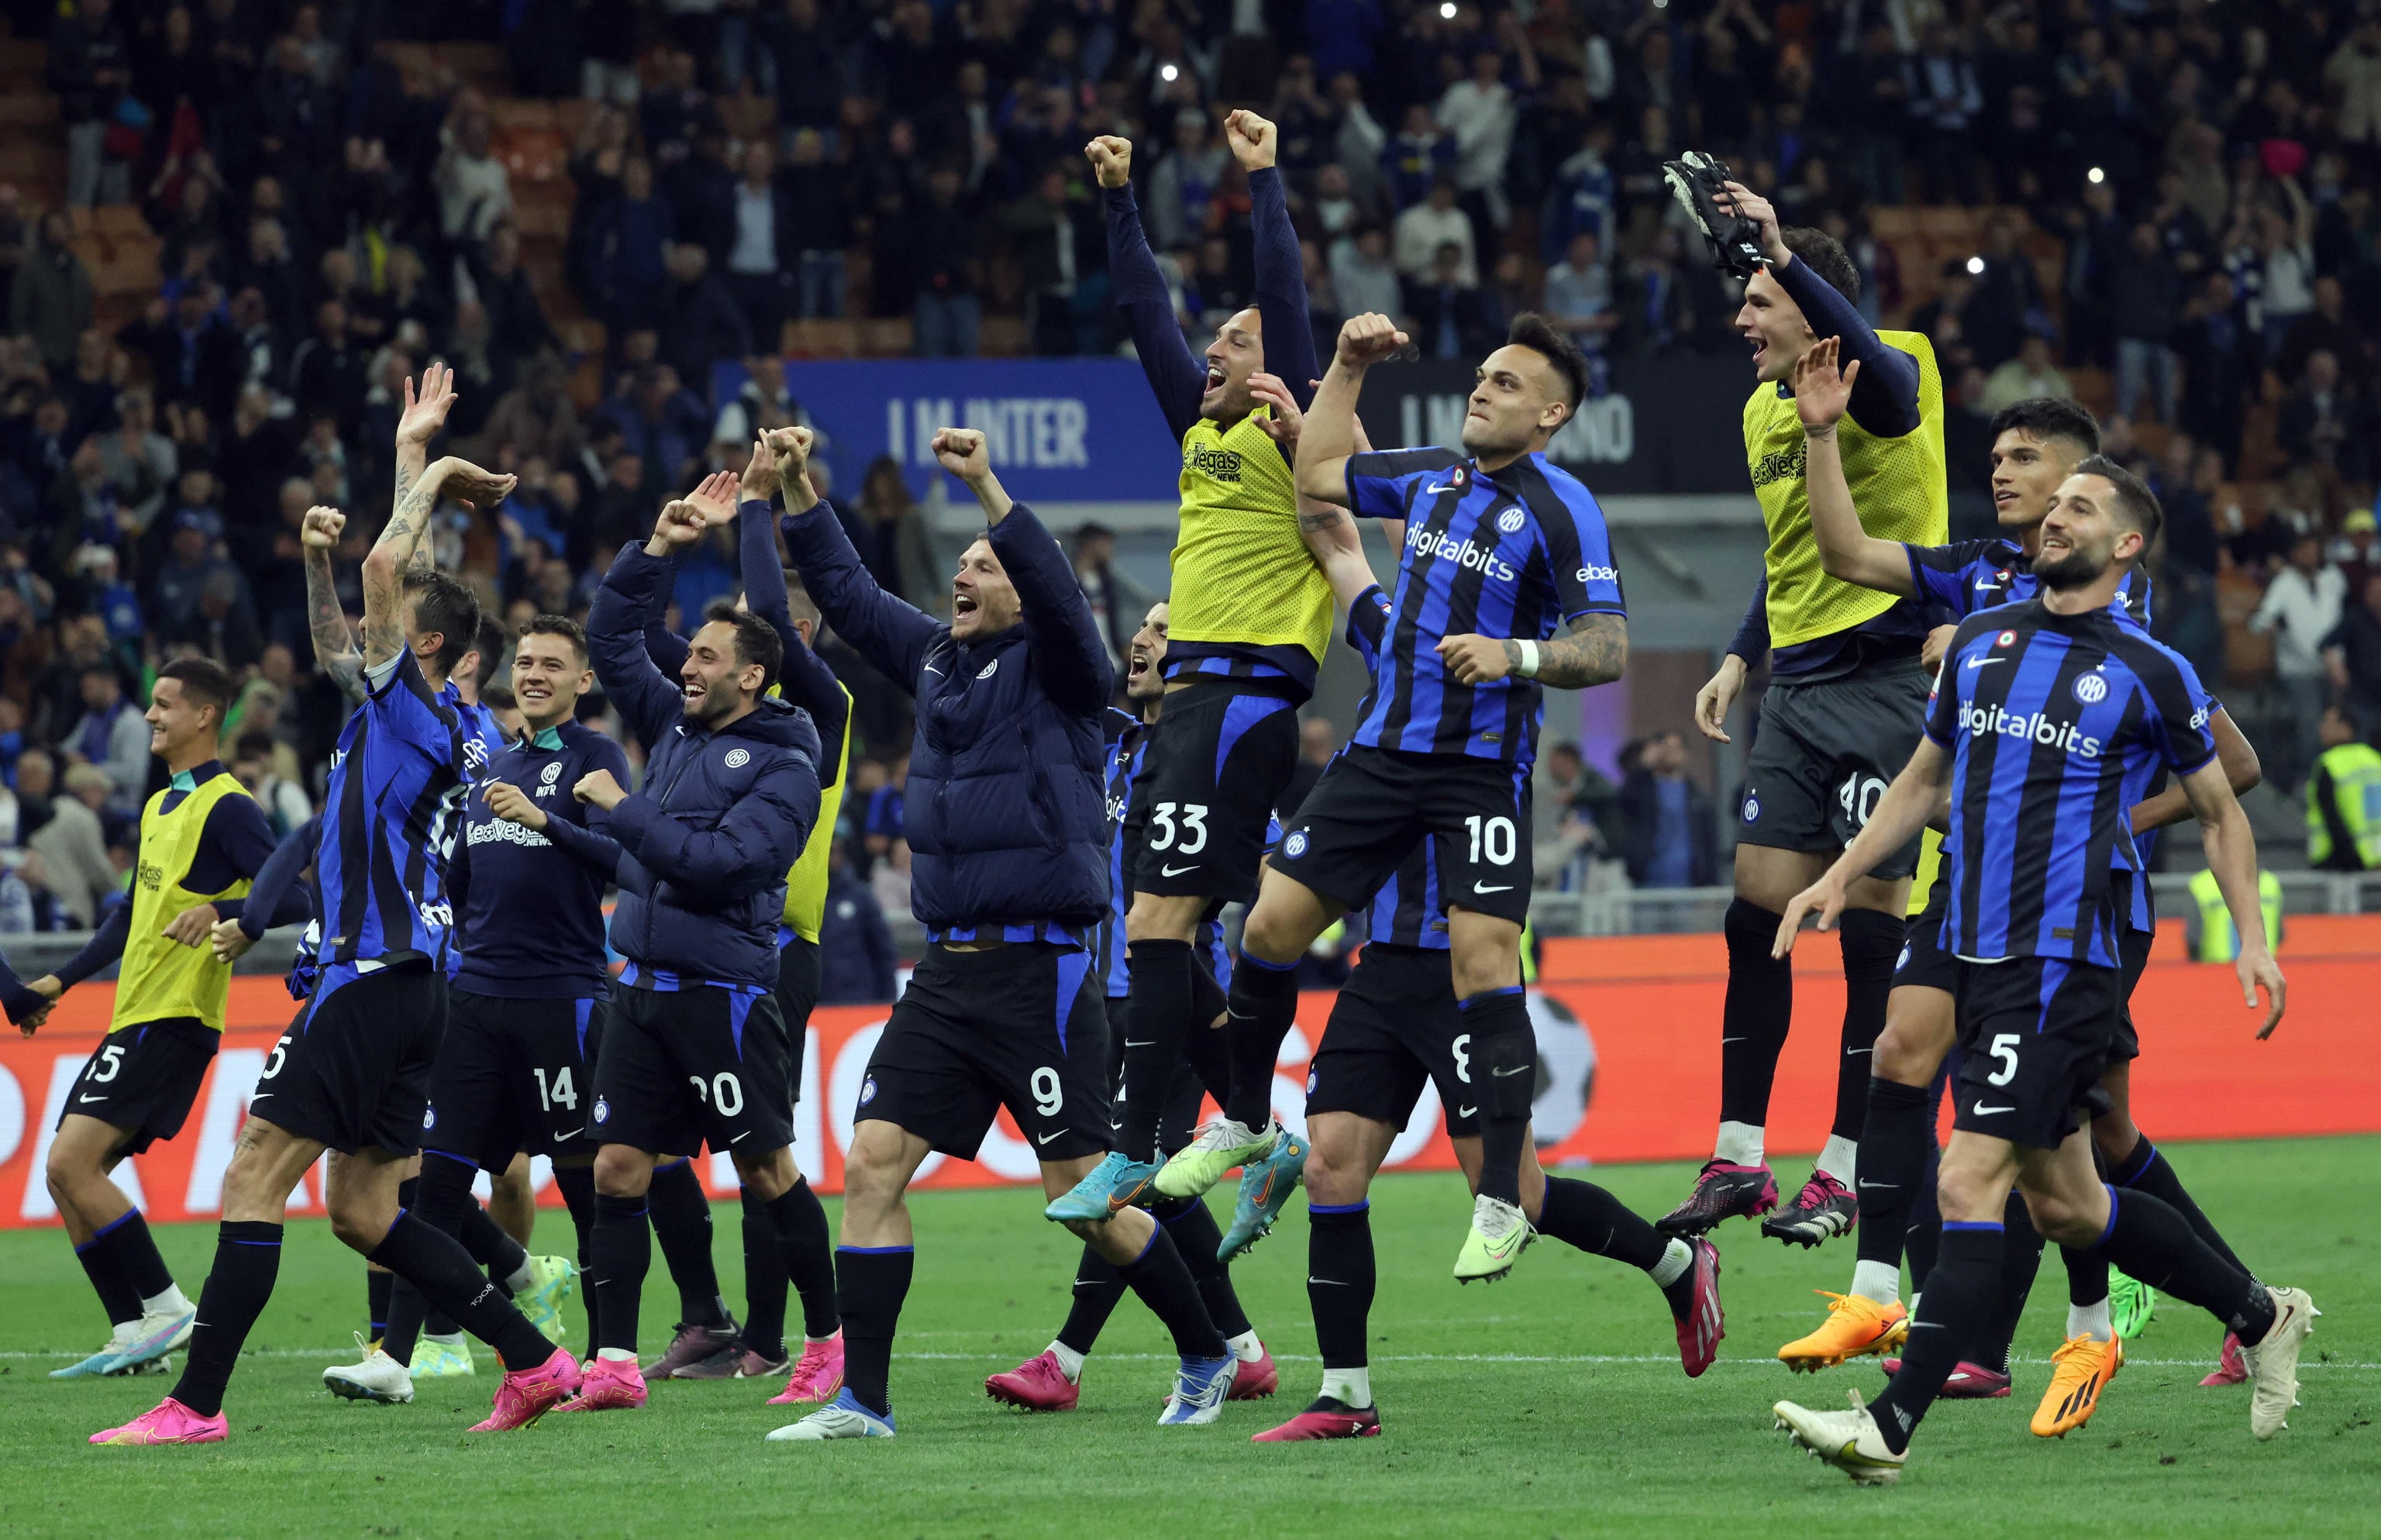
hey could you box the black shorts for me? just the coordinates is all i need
[1304,944,1475,1135]
[1951,956,2123,1150]
[55,1017,218,1155]
[1893,876,1958,994]
[1272,744,1534,925]
[777,935,822,1039]
[1103,994,1212,1159]
[590,981,795,1157]
[1739,663,1929,880]
[423,991,602,1171]
[1125,680,1300,903]
[857,943,1110,1162]
[2110,923,2153,1064]
[250,966,447,1157]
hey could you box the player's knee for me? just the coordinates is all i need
[1239,905,1308,966]
[591,1146,653,1198]
[1872,1018,1938,1085]
[1932,1163,2000,1224]
[1125,893,1201,945]
[732,1146,794,1202]
[2017,1188,2094,1246]
[1303,1131,1371,1208]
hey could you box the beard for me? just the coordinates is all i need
[2034,546,2105,591]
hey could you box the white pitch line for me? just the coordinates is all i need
[5,1349,2378,1369]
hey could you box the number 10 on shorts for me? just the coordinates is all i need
[1465,815,1517,866]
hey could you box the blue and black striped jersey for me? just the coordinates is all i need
[1097,707,1148,997]
[1906,539,2153,628]
[316,649,470,980]
[1342,448,1625,763]
[1926,600,2217,968]
[1344,583,1452,952]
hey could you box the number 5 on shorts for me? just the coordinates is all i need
[1986,1033,2020,1087]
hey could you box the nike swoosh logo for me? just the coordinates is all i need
[1473,883,1512,894]
[1845,1048,1871,1056]
[923,664,944,676]
[1424,481,1459,495]
[1973,581,1998,590]
[1456,1106,1478,1118]
[1124,1040,1156,1049]
[77,1094,107,1103]
[1857,1180,1895,1190]
[1490,1064,1528,1077]
[1964,656,2005,669]
[732,1130,754,1142]
[553,1128,582,1142]
[1036,1131,1066,1145]
[1719,1036,1744,1043]
[1307,1276,1347,1286]
[1970,1102,2015,1115]
[1161,863,1200,877]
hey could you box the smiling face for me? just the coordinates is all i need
[512,629,592,732]
[2035,474,2143,589]
[1125,601,1170,706]
[1200,308,1264,420]
[1735,267,1814,384]
[1459,343,1571,458]
[950,538,1020,643]
[1988,427,2085,532]
[145,676,216,762]
[679,618,764,724]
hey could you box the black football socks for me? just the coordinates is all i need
[1462,987,1535,1208]
[739,1187,792,1361]
[587,1191,652,1356]
[646,1157,732,1329]
[1307,1201,1375,1407]
[1116,1224,1226,1359]
[2091,1187,2276,1345]
[1222,951,1301,1130]
[1832,910,1900,1146]
[368,1211,552,1370]
[1117,940,1194,1159]
[1717,899,1793,1152]
[1849,1077,1930,1302]
[1056,1245,1128,1359]
[2111,1137,2248,1273]
[552,1162,599,1349]
[1869,1220,2003,1453]
[836,1245,913,1418]
[1153,1194,1253,1340]
[171,1220,284,1417]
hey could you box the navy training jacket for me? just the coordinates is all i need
[781,496,1111,938]
[587,542,823,989]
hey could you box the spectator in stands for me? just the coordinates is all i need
[286,299,365,438]
[783,130,850,322]
[597,365,709,498]
[2279,349,2375,484]
[2109,221,2184,425]
[2276,275,2376,394]
[1905,22,1983,204]
[50,0,132,208]
[592,156,675,331]
[11,214,95,374]
[1382,103,1456,212]
[59,667,145,821]
[92,389,174,531]
[818,838,899,1004]
[477,353,581,470]
[840,457,942,615]
[1542,231,1617,357]
[718,139,788,343]
[474,226,556,394]
[1394,174,1475,286]
[1963,214,2038,370]
[1618,730,1715,891]
[1439,45,1522,237]
[1003,160,1098,357]
[1331,223,1401,322]
[1144,109,1226,254]
[911,166,985,358]
[862,753,907,864]
[1980,330,2074,415]
[1406,241,1498,360]
[2326,567,2381,740]
[22,754,109,924]
[660,243,750,393]
[1070,522,1153,679]
[2254,531,2352,787]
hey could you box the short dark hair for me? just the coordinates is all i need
[781,572,821,629]
[2072,453,2163,553]
[1780,226,1861,304]
[158,656,234,725]
[402,569,484,679]
[481,680,517,711]
[1505,312,1590,416]
[701,598,784,692]
[1989,397,2100,460]
[473,616,508,691]
[520,612,588,664]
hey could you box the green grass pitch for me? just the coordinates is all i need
[2,1139,2373,1539]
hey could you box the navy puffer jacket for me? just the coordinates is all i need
[587,543,822,988]
[782,498,1110,936]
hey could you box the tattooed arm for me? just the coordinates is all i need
[1435,612,1630,689]
[364,362,515,664]
[301,507,364,703]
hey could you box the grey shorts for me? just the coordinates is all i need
[1738,663,1929,880]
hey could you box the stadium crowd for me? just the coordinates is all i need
[1,0,2379,944]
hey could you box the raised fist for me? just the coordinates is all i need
[1084,136,1132,190]
[301,506,346,549]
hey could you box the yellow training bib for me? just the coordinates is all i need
[114,773,254,1032]
[780,677,853,944]
[1164,408,1332,661]
[1745,330,1948,649]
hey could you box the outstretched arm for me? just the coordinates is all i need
[364,363,514,667]
[1231,112,1318,415]
[1297,312,1411,508]
[1796,338,1918,595]
[1775,735,1952,955]
[2131,707,2259,834]
[1089,134,1208,437]
[588,494,714,747]
[301,508,365,703]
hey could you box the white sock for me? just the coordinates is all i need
[2069,1298,2113,1342]
[1225,1331,1264,1363]
[429,1330,467,1346]
[805,1328,842,1345]
[1714,1121,1764,1167]
[1047,1341,1086,1381]
[1319,1366,1372,1409]
[503,1259,536,1294]
[1908,1290,1921,1319]
[1814,1134,1858,1187]
[1851,1259,1900,1307]
[141,1283,190,1316]
[1648,1238,1694,1288]
[596,1346,636,1363]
